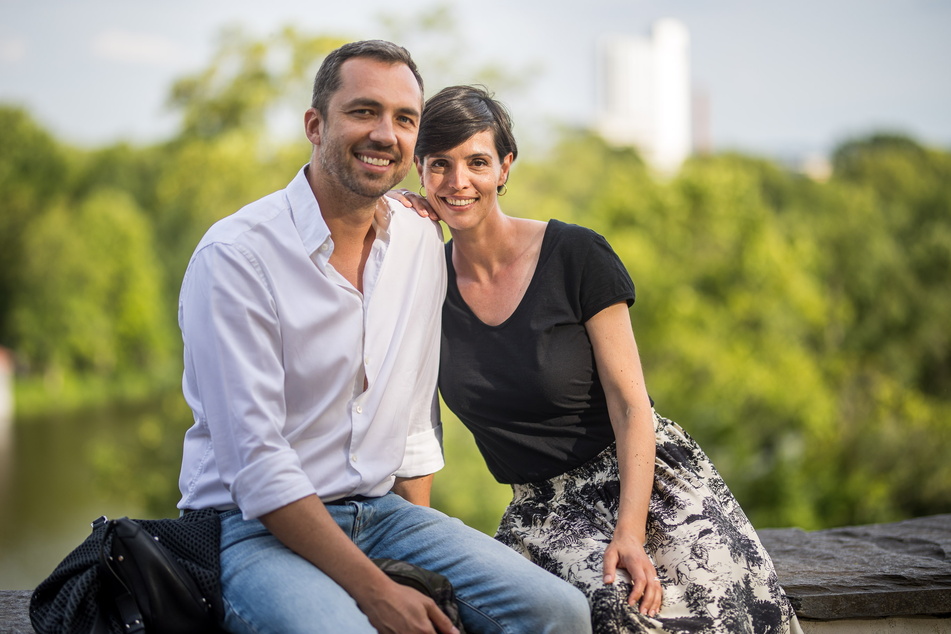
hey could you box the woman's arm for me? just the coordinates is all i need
[586,302,663,617]
[392,474,435,506]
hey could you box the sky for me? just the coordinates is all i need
[1,0,950,160]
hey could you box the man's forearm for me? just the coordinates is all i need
[259,493,456,632]
[392,473,434,506]
[259,495,391,599]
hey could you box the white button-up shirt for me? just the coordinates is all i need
[177,166,447,520]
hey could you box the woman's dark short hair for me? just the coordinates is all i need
[311,40,423,115]
[415,85,518,165]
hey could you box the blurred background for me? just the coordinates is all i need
[1,0,949,590]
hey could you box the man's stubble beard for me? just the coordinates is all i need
[319,135,410,200]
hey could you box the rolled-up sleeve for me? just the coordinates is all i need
[181,242,316,519]
[396,391,445,478]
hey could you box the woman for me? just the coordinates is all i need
[397,85,803,634]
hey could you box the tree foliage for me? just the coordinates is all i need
[12,188,173,379]
[495,130,951,530]
[169,26,348,139]
[1,13,949,534]
[0,107,70,345]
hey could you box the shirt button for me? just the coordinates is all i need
[364,356,370,366]
[355,405,363,414]
[351,454,358,463]
[319,243,329,252]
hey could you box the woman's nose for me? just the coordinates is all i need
[447,165,469,190]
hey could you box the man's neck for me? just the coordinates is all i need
[308,167,376,235]
[307,164,380,292]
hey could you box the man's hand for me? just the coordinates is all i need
[260,496,459,633]
[358,577,459,634]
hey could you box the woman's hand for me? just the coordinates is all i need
[603,529,663,617]
[386,189,440,221]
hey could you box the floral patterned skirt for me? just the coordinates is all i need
[495,412,803,634]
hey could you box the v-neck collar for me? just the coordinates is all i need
[446,220,558,329]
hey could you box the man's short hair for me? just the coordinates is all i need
[311,40,424,115]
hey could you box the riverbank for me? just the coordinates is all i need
[11,366,180,422]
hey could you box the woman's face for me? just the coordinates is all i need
[415,129,512,232]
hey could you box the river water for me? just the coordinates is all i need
[0,394,192,589]
[0,391,510,591]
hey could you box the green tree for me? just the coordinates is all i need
[12,188,172,381]
[790,135,951,526]
[828,134,951,395]
[0,107,70,346]
[169,26,348,140]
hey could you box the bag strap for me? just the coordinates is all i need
[99,521,146,634]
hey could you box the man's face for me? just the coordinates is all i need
[313,57,422,199]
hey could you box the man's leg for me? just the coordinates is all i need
[351,493,593,634]
[217,509,376,634]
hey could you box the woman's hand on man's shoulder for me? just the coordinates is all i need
[386,189,440,222]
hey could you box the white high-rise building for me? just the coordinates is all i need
[596,19,692,174]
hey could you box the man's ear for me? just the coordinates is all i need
[304,108,323,146]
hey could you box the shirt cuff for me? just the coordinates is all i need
[395,423,445,478]
[231,449,317,520]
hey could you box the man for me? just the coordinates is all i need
[176,40,592,634]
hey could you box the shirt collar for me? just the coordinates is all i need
[289,164,400,255]
[287,164,331,257]
[373,197,396,243]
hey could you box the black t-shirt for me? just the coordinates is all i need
[439,220,636,484]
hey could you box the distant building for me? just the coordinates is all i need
[596,19,692,174]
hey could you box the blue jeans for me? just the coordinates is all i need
[218,493,592,633]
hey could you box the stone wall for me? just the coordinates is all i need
[760,513,951,632]
[3,514,950,633]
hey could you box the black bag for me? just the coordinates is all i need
[373,558,467,633]
[30,510,461,633]
[29,510,223,634]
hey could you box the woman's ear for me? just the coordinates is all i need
[498,152,514,188]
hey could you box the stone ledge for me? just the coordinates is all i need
[0,590,32,634]
[3,515,950,632]
[759,513,951,621]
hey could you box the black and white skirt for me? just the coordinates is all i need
[495,412,803,634]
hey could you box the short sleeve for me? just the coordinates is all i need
[579,230,636,322]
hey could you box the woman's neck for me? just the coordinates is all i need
[449,213,549,285]
[449,213,522,280]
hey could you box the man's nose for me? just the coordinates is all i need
[368,117,397,146]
